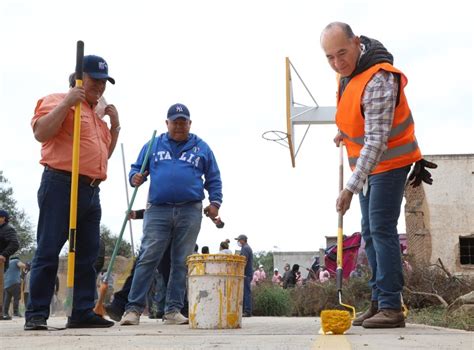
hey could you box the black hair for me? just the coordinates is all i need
[69,73,76,88]
[201,246,210,254]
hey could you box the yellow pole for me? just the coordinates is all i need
[65,40,84,316]
[336,144,344,269]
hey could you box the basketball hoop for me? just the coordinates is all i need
[263,58,336,168]
[262,130,290,149]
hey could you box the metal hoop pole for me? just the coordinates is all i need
[121,143,135,257]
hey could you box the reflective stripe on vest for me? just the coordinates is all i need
[348,140,419,167]
[340,113,414,146]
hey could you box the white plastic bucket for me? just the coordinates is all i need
[186,254,246,329]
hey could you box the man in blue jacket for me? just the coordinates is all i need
[121,103,222,326]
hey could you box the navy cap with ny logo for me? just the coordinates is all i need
[83,55,115,84]
[167,103,190,121]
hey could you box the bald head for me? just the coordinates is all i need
[320,22,361,77]
[321,22,355,42]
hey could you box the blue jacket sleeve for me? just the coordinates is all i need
[203,148,223,206]
[129,142,152,187]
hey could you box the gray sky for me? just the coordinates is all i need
[1,0,472,254]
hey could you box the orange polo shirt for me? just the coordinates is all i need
[31,93,112,180]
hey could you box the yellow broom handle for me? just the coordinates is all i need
[67,80,82,288]
[337,144,344,269]
[65,40,84,316]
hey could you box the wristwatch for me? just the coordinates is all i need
[111,125,121,133]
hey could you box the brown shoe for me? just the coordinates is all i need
[362,309,405,328]
[352,301,378,326]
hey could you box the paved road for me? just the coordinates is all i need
[1,316,472,349]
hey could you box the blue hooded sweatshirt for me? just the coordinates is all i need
[129,133,222,206]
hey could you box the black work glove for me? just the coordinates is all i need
[408,159,438,187]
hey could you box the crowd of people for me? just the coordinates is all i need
[253,262,333,289]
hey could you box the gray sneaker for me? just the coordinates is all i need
[163,311,189,325]
[120,311,140,326]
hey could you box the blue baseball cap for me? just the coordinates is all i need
[83,55,115,84]
[167,103,190,121]
[0,209,9,222]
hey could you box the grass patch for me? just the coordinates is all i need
[407,306,473,331]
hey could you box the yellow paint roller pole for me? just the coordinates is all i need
[64,40,84,317]
[320,144,356,335]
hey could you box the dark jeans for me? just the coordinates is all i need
[110,244,189,316]
[23,293,29,309]
[243,276,252,314]
[3,283,21,316]
[25,169,102,321]
[359,166,409,310]
[152,271,167,314]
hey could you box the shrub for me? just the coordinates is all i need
[290,277,371,317]
[252,282,292,316]
[404,259,474,309]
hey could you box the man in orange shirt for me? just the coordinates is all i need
[25,55,119,330]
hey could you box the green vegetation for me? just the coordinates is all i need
[250,259,473,332]
[101,224,133,258]
[252,283,292,316]
[0,171,35,257]
[408,306,473,331]
[253,251,274,272]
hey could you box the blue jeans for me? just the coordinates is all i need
[359,166,409,310]
[26,169,101,321]
[243,276,252,314]
[125,202,202,314]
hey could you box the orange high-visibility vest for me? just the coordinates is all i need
[336,63,422,174]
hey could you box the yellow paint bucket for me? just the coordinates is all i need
[186,254,246,329]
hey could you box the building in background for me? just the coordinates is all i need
[273,251,319,278]
[405,154,474,276]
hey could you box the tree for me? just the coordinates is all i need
[0,171,35,255]
[100,224,132,258]
[253,251,274,274]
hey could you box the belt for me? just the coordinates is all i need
[161,200,201,207]
[45,166,102,188]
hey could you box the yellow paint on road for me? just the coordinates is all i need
[312,331,352,349]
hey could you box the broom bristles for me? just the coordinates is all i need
[93,281,109,317]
